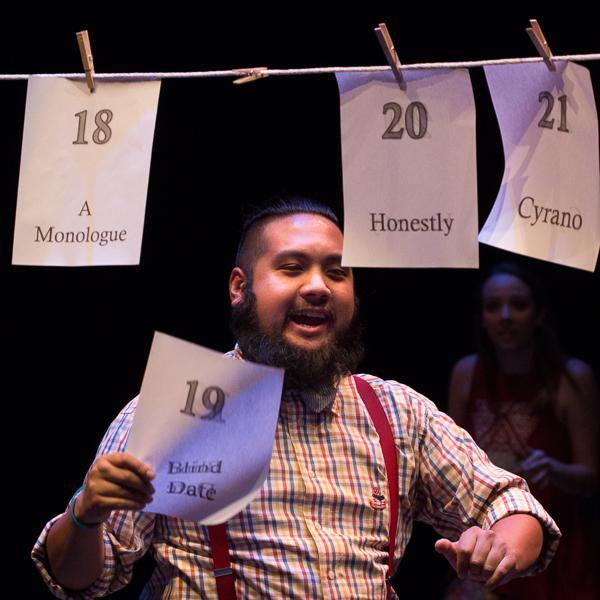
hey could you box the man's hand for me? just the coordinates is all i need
[76,452,155,525]
[434,514,543,589]
[46,453,155,591]
[435,526,516,588]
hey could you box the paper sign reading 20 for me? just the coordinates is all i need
[337,69,478,268]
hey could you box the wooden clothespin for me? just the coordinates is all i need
[76,30,96,92]
[526,19,556,71]
[374,22,406,89]
[232,66,269,85]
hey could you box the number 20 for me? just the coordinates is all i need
[382,101,428,139]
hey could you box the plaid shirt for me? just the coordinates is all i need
[33,374,560,599]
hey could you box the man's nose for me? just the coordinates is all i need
[299,270,331,303]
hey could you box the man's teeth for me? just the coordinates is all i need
[293,311,328,325]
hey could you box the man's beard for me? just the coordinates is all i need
[230,291,364,392]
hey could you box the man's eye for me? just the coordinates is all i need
[328,268,347,280]
[281,264,302,272]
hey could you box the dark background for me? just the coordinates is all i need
[2,3,598,598]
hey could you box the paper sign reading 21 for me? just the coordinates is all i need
[480,61,600,271]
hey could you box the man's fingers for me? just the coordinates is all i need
[485,553,517,589]
[74,490,151,522]
[77,453,156,522]
[434,539,457,568]
[94,462,155,496]
[91,454,155,495]
[102,453,156,483]
[93,479,154,504]
[438,517,541,589]
[440,527,517,585]
[77,478,154,523]
[466,533,494,580]
[453,527,478,579]
[434,528,511,584]
[479,539,507,581]
[435,527,480,579]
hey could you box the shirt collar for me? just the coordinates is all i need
[285,383,339,415]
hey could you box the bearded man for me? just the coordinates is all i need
[33,197,560,599]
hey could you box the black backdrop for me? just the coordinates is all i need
[2,4,598,598]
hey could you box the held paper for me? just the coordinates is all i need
[12,77,161,266]
[480,61,600,271]
[337,70,478,268]
[126,333,284,524]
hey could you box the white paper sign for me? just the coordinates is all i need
[126,333,284,524]
[12,77,161,266]
[480,62,600,271]
[337,70,478,268]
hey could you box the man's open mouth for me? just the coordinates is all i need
[289,310,332,327]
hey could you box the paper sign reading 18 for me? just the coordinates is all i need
[12,77,161,267]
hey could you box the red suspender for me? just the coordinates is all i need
[209,376,398,600]
[208,524,237,600]
[353,375,399,600]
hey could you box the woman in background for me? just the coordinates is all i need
[447,262,599,599]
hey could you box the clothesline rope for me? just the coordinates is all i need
[1,53,600,81]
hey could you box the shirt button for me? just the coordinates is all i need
[327,570,335,580]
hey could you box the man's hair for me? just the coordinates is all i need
[235,196,340,273]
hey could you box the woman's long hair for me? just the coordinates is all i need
[477,262,574,413]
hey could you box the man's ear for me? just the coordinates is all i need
[229,267,247,306]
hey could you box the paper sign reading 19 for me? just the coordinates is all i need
[125,332,284,523]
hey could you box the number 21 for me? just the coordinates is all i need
[537,92,569,133]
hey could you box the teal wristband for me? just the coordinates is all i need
[69,485,103,530]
